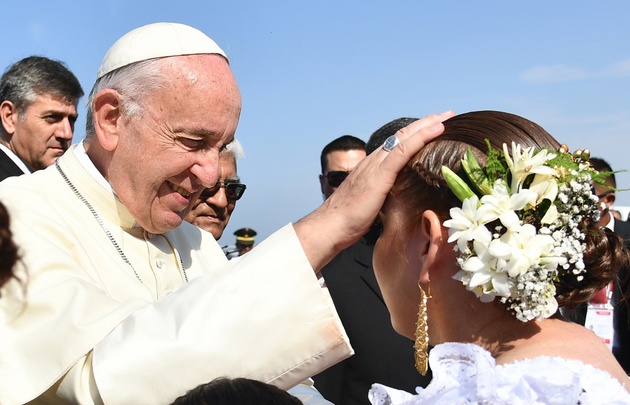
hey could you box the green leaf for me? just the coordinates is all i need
[462,148,492,195]
[442,166,476,202]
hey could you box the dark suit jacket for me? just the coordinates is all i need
[612,219,630,374]
[312,228,431,405]
[0,149,27,181]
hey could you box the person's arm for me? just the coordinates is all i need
[92,225,352,404]
[295,112,454,270]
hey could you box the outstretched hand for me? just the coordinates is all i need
[295,111,455,271]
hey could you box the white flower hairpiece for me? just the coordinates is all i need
[442,141,603,322]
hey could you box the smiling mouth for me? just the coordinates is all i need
[169,182,193,198]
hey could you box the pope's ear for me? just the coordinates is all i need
[417,210,445,284]
[92,89,123,152]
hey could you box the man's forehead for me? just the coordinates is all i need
[98,22,227,79]
[28,93,79,110]
[326,148,366,161]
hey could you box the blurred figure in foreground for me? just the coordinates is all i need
[0,202,19,289]
[171,377,302,405]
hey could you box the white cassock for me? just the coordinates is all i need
[0,144,352,405]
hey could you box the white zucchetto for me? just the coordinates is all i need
[97,22,227,79]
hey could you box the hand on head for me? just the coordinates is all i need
[295,111,455,270]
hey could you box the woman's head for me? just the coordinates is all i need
[394,111,561,219]
[374,111,625,336]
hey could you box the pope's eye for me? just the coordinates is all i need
[178,138,205,149]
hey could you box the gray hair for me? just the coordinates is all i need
[0,56,83,122]
[84,59,165,141]
[225,138,244,160]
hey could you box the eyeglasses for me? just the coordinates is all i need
[324,171,350,188]
[199,180,247,201]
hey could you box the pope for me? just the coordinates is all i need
[0,22,453,404]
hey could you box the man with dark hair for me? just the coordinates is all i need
[313,122,429,405]
[0,56,84,180]
[319,135,366,200]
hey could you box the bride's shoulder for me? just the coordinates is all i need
[368,343,630,405]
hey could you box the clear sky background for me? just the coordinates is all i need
[4,1,629,245]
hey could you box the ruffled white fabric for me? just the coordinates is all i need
[369,342,630,405]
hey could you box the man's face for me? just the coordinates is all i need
[185,153,239,239]
[319,149,366,200]
[237,243,253,256]
[2,93,77,170]
[105,54,242,234]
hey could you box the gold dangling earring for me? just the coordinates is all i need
[413,282,430,375]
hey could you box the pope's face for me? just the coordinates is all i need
[185,153,238,239]
[107,55,242,234]
[4,93,77,170]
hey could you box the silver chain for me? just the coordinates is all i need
[55,161,189,284]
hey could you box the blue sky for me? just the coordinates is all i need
[5,1,629,244]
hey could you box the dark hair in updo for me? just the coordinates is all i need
[0,202,19,289]
[393,110,629,308]
[171,377,302,405]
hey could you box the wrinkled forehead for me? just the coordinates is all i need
[141,55,241,119]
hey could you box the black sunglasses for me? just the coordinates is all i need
[199,180,247,201]
[325,171,350,188]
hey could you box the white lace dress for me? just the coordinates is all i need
[368,342,630,405]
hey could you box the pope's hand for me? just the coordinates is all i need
[295,111,455,271]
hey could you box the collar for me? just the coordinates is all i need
[0,143,32,174]
[73,141,113,191]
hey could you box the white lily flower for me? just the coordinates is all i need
[480,183,537,230]
[529,173,558,203]
[540,203,559,224]
[498,224,555,277]
[503,142,557,192]
[444,141,597,322]
[444,196,492,252]
[463,256,493,288]
[491,272,510,296]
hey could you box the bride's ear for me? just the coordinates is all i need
[416,210,445,284]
